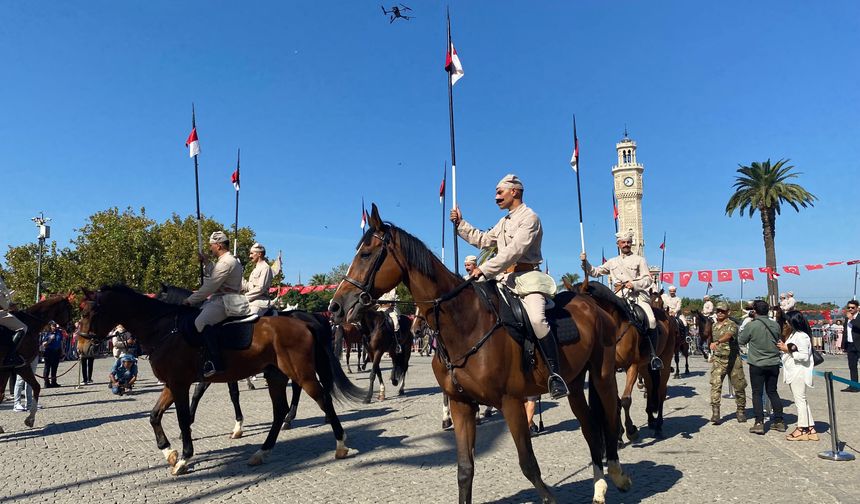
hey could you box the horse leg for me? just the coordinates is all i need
[301,374,351,459]
[591,358,634,495]
[654,362,671,438]
[566,373,611,504]
[364,358,377,404]
[376,361,385,401]
[171,385,195,476]
[282,380,302,430]
[621,364,638,442]
[150,387,178,469]
[17,365,41,428]
[500,396,555,503]
[228,381,244,439]
[441,393,453,430]
[345,345,352,374]
[248,369,290,466]
[189,381,210,425]
[246,376,256,390]
[673,350,681,379]
[449,398,478,504]
[684,350,690,376]
[398,371,406,396]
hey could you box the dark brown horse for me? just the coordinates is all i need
[693,310,713,357]
[333,322,367,373]
[0,295,74,432]
[77,285,364,475]
[328,206,632,504]
[360,310,412,403]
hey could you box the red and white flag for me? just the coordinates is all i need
[847,259,860,265]
[679,271,693,287]
[570,124,579,173]
[445,43,464,85]
[185,128,200,158]
[804,264,823,271]
[660,272,674,285]
[439,177,445,204]
[738,268,755,281]
[231,169,240,191]
[697,270,713,283]
[826,261,844,266]
[759,266,780,278]
[783,265,801,275]
[717,269,733,282]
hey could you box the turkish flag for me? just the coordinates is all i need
[759,266,780,278]
[738,268,755,281]
[783,265,801,275]
[661,272,674,284]
[717,269,733,282]
[804,264,824,271]
[826,262,844,266]
[697,270,713,283]
[848,259,860,265]
[679,271,693,287]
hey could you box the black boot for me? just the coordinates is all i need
[201,326,223,378]
[2,329,26,368]
[537,332,569,399]
[646,328,663,371]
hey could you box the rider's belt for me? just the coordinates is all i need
[505,262,540,273]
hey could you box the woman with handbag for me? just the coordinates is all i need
[776,310,819,441]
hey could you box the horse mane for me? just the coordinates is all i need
[577,280,634,319]
[101,283,194,314]
[358,223,438,279]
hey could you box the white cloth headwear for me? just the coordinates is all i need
[496,174,524,190]
[250,242,266,254]
[668,286,676,291]
[788,291,794,296]
[209,231,229,244]
[464,255,478,264]
[615,231,634,241]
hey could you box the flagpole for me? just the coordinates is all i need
[233,148,240,256]
[659,231,666,289]
[191,103,204,286]
[740,278,745,311]
[612,187,619,254]
[441,161,447,265]
[572,115,585,254]
[447,8,460,276]
[853,264,858,301]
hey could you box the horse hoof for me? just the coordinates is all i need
[247,384,256,390]
[24,417,35,428]
[592,479,608,504]
[654,428,665,439]
[247,449,269,466]
[362,397,372,405]
[673,373,680,379]
[442,419,453,430]
[626,426,639,442]
[377,393,385,401]
[282,421,292,431]
[171,459,189,475]
[335,447,349,459]
[230,430,243,439]
[0,426,4,434]
[166,449,179,467]
[608,464,633,492]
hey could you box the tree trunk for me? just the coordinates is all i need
[760,207,778,305]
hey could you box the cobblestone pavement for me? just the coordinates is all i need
[2,351,858,503]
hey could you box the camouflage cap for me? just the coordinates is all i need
[715,301,729,311]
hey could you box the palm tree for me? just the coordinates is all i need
[309,273,328,286]
[725,159,816,303]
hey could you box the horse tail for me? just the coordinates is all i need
[586,369,607,460]
[312,317,365,404]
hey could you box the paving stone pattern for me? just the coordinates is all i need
[2,352,858,503]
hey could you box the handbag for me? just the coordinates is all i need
[811,347,825,366]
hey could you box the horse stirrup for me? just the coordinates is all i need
[650,356,663,371]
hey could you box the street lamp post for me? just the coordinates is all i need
[31,212,51,303]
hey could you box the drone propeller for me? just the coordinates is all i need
[399,4,412,11]
[381,5,388,14]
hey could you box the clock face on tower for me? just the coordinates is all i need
[623,176,634,187]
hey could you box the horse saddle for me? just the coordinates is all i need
[178,313,259,351]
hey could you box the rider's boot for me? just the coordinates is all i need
[646,327,663,371]
[537,331,569,399]
[2,329,27,368]
[201,326,222,378]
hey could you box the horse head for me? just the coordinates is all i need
[329,204,407,325]
[158,283,193,305]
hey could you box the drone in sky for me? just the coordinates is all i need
[381,4,413,23]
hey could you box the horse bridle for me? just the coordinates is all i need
[341,229,397,311]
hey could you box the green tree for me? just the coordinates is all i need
[725,159,817,303]
[309,273,328,286]
[558,272,581,291]
[3,241,81,304]
[324,263,349,285]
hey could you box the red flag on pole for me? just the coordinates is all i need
[804,264,823,270]
[847,259,860,265]
[782,265,801,275]
[439,177,445,204]
[613,198,619,220]
[717,269,733,282]
[660,272,674,284]
[738,268,755,281]
[231,169,240,191]
[659,240,665,250]
[445,43,464,85]
[185,128,200,157]
[697,270,713,283]
[679,271,693,287]
[569,127,579,173]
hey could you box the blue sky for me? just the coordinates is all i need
[1,1,858,303]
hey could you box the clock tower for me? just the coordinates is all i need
[612,130,645,255]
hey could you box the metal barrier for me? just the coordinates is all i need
[814,370,857,462]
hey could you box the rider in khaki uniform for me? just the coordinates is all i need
[183,231,245,377]
[0,276,27,368]
[661,286,686,328]
[702,295,715,320]
[708,301,747,424]
[243,243,274,316]
[450,174,566,398]
[377,288,400,332]
[581,231,662,370]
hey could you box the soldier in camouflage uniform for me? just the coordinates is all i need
[708,301,747,424]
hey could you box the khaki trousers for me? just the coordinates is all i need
[248,299,271,316]
[499,272,550,339]
[194,299,227,332]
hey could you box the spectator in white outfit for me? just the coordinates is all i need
[776,310,818,441]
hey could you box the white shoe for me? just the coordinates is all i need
[13,404,27,412]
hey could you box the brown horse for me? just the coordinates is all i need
[328,205,632,504]
[577,283,675,441]
[77,285,364,475]
[360,310,412,403]
[692,310,713,357]
[0,295,74,432]
[333,322,367,373]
